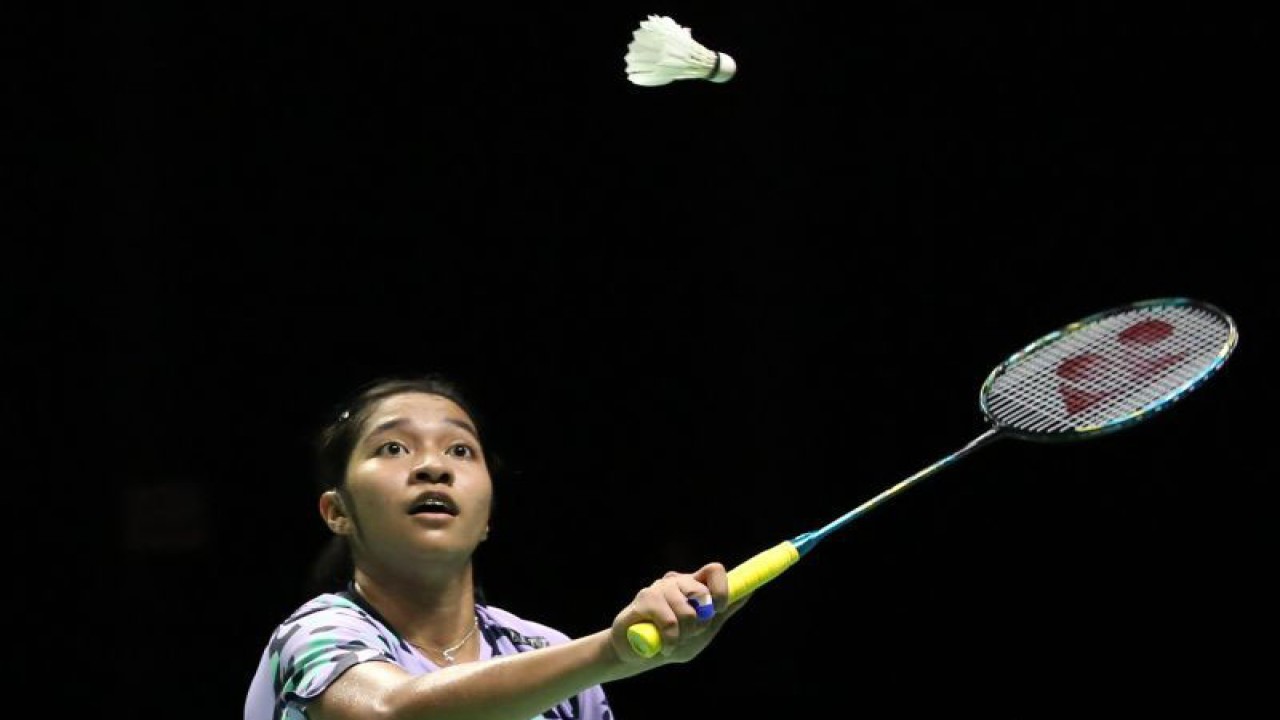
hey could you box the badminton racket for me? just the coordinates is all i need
[628,297,1238,657]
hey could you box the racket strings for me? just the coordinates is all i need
[986,305,1232,434]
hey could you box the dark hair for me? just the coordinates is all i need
[304,373,500,596]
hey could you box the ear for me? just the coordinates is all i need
[319,490,354,536]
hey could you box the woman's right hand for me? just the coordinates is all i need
[609,562,748,667]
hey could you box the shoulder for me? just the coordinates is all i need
[273,593,390,642]
[266,593,406,674]
[261,594,406,705]
[479,604,572,649]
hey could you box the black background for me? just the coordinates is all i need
[15,2,1273,717]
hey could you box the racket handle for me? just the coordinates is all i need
[626,541,801,658]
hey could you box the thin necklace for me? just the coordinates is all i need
[406,616,479,665]
[352,581,479,665]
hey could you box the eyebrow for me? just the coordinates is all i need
[364,416,480,442]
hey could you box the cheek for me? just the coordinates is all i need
[468,476,495,515]
[345,466,404,513]
[474,484,495,514]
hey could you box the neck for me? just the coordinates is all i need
[352,564,479,653]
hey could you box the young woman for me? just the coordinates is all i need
[246,375,745,720]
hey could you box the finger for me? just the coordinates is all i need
[722,591,752,619]
[706,592,752,632]
[668,574,714,612]
[661,576,716,636]
[692,562,729,611]
[660,576,704,619]
[629,584,682,652]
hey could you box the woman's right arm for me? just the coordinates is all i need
[310,562,742,720]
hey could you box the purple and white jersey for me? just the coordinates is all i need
[246,590,613,720]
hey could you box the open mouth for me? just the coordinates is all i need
[408,491,459,517]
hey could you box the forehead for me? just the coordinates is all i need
[362,393,476,435]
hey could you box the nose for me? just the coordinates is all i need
[412,455,453,485]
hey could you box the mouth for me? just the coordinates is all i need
[407,491,459,517]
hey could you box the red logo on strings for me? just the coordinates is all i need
[1056,319,1185,415]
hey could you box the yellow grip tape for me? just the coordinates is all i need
[626,540,800,657]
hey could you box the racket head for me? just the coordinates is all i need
[979,298,1237,442]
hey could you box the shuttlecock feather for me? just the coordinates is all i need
[625,15,736,87]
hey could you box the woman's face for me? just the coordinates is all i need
[338,392,493,570]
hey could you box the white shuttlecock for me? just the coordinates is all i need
[624,15,736,87]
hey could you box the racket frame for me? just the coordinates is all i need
[978,297,1238,443]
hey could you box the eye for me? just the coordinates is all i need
[376,441,410,457]
[447,443,476,459]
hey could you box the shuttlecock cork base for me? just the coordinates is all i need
[625,15,737,87]
[706,52,736,84]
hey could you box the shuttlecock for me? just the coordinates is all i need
[624,15,736,87]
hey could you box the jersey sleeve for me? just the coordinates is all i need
[269,601,399,707]
[579,683,615,720]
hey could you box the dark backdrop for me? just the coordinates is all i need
[15,3,1272,717]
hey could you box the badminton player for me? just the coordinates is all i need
[245,374,746,720]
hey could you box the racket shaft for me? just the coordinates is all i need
[626,541,800,657]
